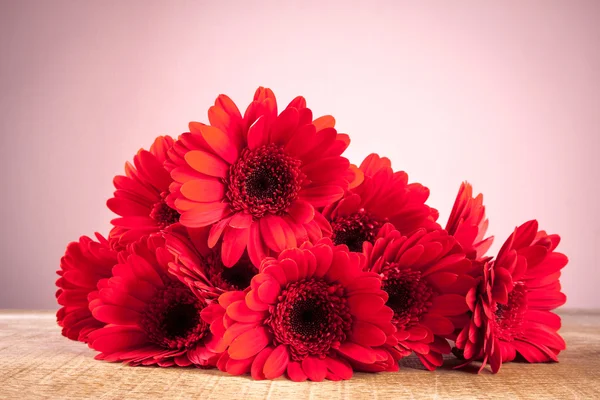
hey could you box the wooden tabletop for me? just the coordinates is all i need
[0,310,598,399]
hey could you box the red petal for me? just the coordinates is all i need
[287,200,315,224]
[228,326,270,360]
[226,300,266,323]
[137,150,171,188]
[429,294,469,316]
[263,345,289,379]
[248,222,268,268]
[527,290,566,309]
[245,289,269,312]
[271,107,299,145]
[89,326,147,353]
[337,342,377,364]
[181,179,225,202]
[259,215,287,252]
[427,272,458,289]
[286,96,306,110]
[92,305,140,325]
[311,244,334,278]
[218,291,246,308]
[359,154,392,177]
[302,157,350,184]
[284,124,316,157]
[302,357,327,382]
[421,314,455,335]
[313,115,335,130]
[179,203,230,228]
[287,361,308,382]
[325,357,353,380]
[200,303,225,324]
[257,279,281,304]
[525,310,561,330]
[191,123,239,164]
[229,212,253,229]
[208,216,233,248]
[222,322,256,346]
[221,227,249,267]
[184,150,229,178]
[346,276,382,295]
[349,320,387,346]
[226,356,254,375]
[299,186,344,208]
[251,347,274,380]
[106,198,149,217]
[247,116,268,149]
[348,294,385,318]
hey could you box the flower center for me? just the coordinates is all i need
[267,278,352,361]
[493,282,527,341]
[150,192,180,228]
[204,251,258,291]
[141,282,209,349]
[331,210,382,252]
[382,269,433,329]
[227,144,304,218]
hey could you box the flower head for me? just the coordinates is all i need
[324,154,440,252]
[87,234,219,367]
[167,88,353,267]
[455,220,568,373]
[445,182,493,262]
[56,233,119,342]
[363,224,474,370]
[107,136,178,247]
[200,239,397,381]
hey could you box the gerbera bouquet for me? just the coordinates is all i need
[56,87,568,380]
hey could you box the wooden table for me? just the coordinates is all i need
[1,310,598,399]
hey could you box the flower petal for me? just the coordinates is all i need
[228,326,271,360]
[191,123,239,164]
[337,342,377,364]
[299,186,345,208]
[184,150,229,178]
[180,179,225,203]
[263,345,289,379]
[287,361,308,382]
[302,356,327,382]
[221,227,250,267]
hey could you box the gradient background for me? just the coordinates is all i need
[1,0,599,310]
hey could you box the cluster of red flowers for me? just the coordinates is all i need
[57,87,568,380]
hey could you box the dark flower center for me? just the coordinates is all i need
[162,303,199,339]
[331,210,382,252]
[141,282,208,349]
[204,251,258,291]
[494,282,527,341]
[382,269,433,328]
[150,193,180,228]
[227,144,304,218]
[267,278,352,361]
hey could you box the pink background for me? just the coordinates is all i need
[1,0,598,310]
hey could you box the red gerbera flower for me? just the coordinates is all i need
[445,182,493,261]
[56,233,119,342]
[165,225,258,298]
[166,87,353,268]
[455,220,568,373]
[363,224,474,370]
[107,135,178,247]
[87,234,219,367]
[200,239,397,381]
[323,154,440,252]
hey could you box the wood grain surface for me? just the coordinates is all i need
[0,310,598,399]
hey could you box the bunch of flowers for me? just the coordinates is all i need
[57,87,568,380]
